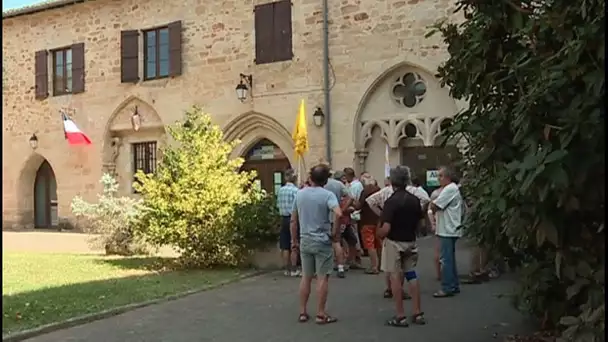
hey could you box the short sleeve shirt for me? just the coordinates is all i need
[380,189,423,242]
[433,182,463,238]
[293,186,339,245]
[324,178,350,223]
[348,180,364,201]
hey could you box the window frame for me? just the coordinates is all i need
[132,141,158,193]
[52,46,73,96]
[143,26,170,81]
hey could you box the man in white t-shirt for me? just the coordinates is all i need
[430,166,463,298]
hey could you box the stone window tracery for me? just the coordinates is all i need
[391,72,427,108]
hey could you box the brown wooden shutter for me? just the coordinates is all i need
[168,21,182,77]
[71,43,85,93]
[254,2,275,65]
[34,50,49,100]
[273,0,293,62]
[121,30,139,83]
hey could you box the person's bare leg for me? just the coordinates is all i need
[290,248,300,275]
[390,272,405,317]
[299,275,313,315]
[368,248,379,271]
[282,250,291,272]
[408,279,422,314]
[316,275,330,316]
[333,243,346,276]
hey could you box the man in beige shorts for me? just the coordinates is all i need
[377,166,426,327]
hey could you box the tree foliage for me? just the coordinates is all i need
[134,106,279,268]
[431,0,604,339]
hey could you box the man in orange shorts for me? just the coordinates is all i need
[354,176,382,273]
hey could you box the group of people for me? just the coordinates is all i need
[275,163,474,327]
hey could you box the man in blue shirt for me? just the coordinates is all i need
[291,164,342,325]
[276,169,299,276]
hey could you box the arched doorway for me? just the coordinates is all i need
[240,139,292,195]
[34,160,58,228]
[353,62,462,183]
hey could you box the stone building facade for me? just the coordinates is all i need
[2,0,464,229]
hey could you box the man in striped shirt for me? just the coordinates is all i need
[277,169,300,276]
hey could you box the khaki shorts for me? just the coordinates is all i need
[381,239,418,273]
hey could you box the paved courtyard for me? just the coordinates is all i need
[22,237,532,342]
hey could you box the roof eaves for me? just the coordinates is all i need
[2,0,88,20]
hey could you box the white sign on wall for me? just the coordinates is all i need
[426,170,439,187]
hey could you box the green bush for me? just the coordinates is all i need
[71,174,147,256]
[430,0,605,340]
[133,106,279,268]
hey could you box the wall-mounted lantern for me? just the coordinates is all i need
[131,106,141,131]
[313,107,325,127]
[29,133,38,150]
[235,73,253,102]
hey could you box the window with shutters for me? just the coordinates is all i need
[143,27,170,80]
[254,0,293,65]
[52,48,72,95]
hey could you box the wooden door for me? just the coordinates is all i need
[241,159,291,196]
[400,146,460,193]
[34,161,58,228]
[241,139,292,196]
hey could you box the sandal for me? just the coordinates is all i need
[315,314,338,325]
[433,290,455,298]
[386,316,409,327]
[364,268,379,275]
[298,313,310,323]
[411,312,426,325]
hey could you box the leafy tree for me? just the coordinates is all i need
[134,106,279,268]
[430,0,604,339]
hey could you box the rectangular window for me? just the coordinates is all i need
[144,27,170,80]
[132,141,158,175]
[52,48,72,95]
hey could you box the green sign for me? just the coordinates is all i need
[426,170,439,187]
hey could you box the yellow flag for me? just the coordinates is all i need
[292,99,309,159]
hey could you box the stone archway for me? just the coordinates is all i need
[240,139,292,195]
[103,96,166,195]
[223,111,297,168]
[351,61,460,182]
[16,153,58,228]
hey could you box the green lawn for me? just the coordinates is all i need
[2,252,245,335]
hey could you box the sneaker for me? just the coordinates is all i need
[283,270,291,276]
[290,270,301,277]
[337,270,346,278]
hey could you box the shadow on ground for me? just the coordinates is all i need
[2,270,241,336]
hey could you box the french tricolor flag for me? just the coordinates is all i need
[62,113,92,145]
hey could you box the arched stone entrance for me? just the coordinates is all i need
[240,139,292,195]
[223,111,297,167]
[103,96,165,195]
[33,160,58,228]
[352,62,461,185]
[14,153,59,228]
[223,111,297,195]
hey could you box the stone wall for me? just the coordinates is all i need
[2,0,460,228]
